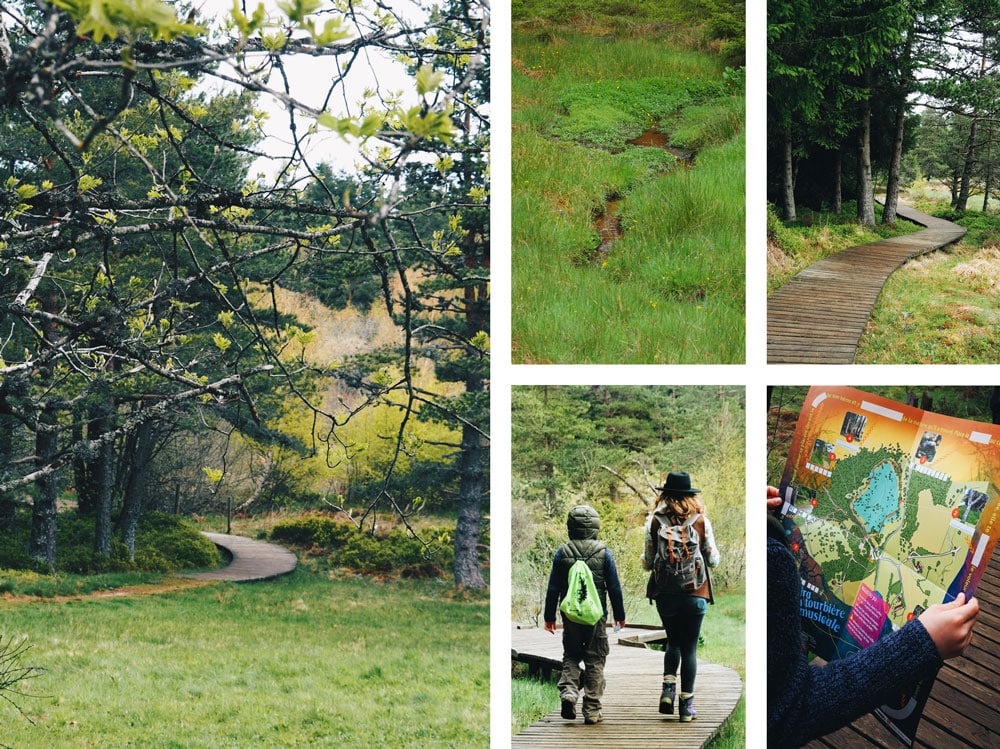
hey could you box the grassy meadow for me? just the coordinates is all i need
[1,570,489,748]
[511,591,746,746]
[512,27,745,363]
[855,190,1000,363]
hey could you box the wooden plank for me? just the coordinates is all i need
[767,204,966,363]
[183,532,297,582]
[512,624,742,748]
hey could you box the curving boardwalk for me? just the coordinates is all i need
[512,624,743,748]
[183,532,297,582]
[767,203,966,364]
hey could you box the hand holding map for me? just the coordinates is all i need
[776,386,1000,744]
[917,591,978,660]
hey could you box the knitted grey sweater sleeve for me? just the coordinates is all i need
[766,536,944,748]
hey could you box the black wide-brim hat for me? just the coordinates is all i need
[656,471,700,495]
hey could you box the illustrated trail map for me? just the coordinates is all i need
[777,387,1000,745]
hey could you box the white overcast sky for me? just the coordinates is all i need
[193,0,421,177]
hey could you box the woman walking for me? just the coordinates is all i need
[642,471,720,721]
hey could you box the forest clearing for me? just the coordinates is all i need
[1,0,489,744]
[1,566,489,747]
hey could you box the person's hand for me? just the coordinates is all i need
[767,485,781,511]
[615,620,626,632]
[918,591,979,660]
[544,621,556,634]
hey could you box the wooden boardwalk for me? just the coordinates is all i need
[767,203,966,364]
[804,544,1000,748]
[512,624,743,748]
[183,532,297,582]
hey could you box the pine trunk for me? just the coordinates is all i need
[883,101,907,225]
[0,394,15,529]
[119,419,154,560]
[782,134,797,222]
[30,404,58,572]
[454,422,486,589]
[956,118,978,211]
[832,149,843,215]
[857,87,876,228]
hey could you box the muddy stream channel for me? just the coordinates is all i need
[591,129,693,260]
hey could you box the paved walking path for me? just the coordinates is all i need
[767,203,966,364]
[183,532,297,582]
[512,624,743,748]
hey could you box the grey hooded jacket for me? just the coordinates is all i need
[543,505,627,624]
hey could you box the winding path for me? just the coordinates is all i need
[767,203,966,364]
[183,532,297,582]
[512,624,743,748]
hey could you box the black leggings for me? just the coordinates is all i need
[655,594,707,694]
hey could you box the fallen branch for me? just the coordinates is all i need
[600,464,654,507]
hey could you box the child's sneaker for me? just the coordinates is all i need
[561,699,576,720]
[584,713,603,725]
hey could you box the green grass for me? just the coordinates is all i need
[511,663,559,733]
[512,28,745,364]
[767,202,916,293]
[0,569,176,598]
[1,570,489,747]
[856,241,1000,364]
[511,592,744,742]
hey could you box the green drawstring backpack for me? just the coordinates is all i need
[559,555,603,626]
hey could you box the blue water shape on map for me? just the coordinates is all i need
[853,462,900,533]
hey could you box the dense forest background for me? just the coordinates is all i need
[769,0,1000,223]
[511,386,745,623]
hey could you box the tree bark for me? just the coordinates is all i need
[782,132,797,222]
[857,80,876,228]
[119,418,155,560]
[956,117,978,211]
[883,32,913,227]
[454,422,486,589]
[93,407,115,557]
[882,100,907,225]
[0,389,15,530]
[30,402,58,572]
[29,293,59,573]
[832,149,843,215]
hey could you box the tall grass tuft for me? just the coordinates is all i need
[512,30,744,363]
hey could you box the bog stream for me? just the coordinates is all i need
[591,129,694,260]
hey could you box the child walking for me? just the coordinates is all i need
[544,504,627,725]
